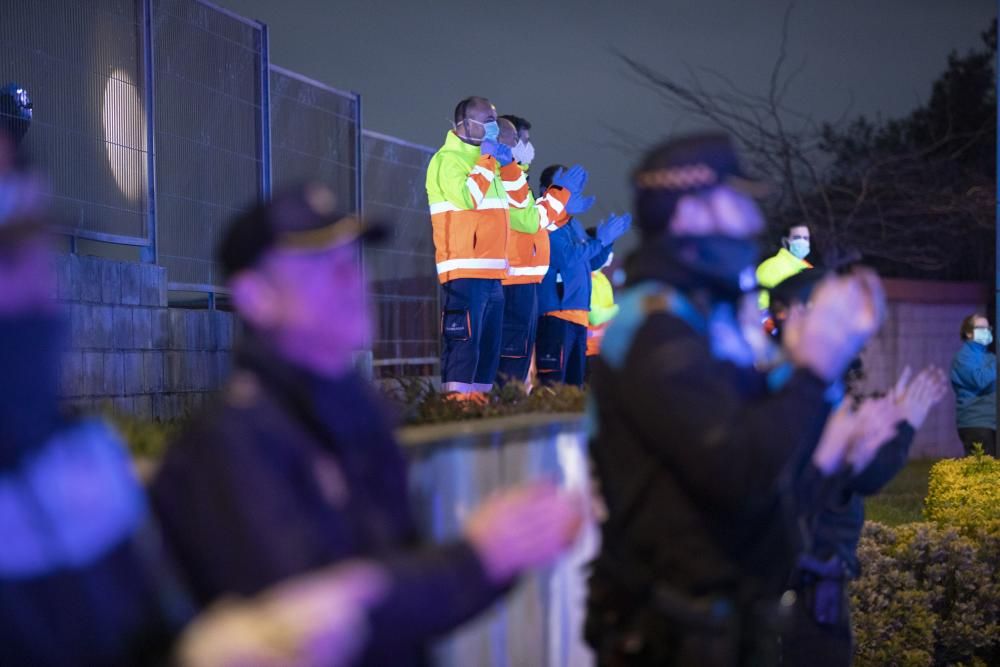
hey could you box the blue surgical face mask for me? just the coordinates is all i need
[481,120,500,141]
[458,118,499,142]
[973,327,993,346]
[788,238,810,260]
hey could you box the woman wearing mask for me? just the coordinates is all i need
[950,313,997,456]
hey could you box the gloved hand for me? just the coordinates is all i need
[480,139,501,159]
[551,164,588,195]
[566,192,595,215]
[596,212,632,246]
[493,143,514,166]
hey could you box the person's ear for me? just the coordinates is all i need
[230,270,281,330]
[781,236,790,249]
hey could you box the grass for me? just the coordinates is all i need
[863,459,937,526]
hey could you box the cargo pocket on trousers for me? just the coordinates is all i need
[536,337,563,373]
[442,309,472,342]
[500,321,530,358]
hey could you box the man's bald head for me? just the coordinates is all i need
[497,117,518,148]
[453,96,497,145]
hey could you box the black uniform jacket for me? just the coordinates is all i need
[587,240,835,611]
[150,336,505,666]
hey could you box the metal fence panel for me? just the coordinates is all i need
[269,66,359,212]
[0,0,149,244]
[153,0,264,289]
[362,131,439,378]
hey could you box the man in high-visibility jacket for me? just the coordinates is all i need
[756,223,812,310]
[586,239,618,359]
[426,97,582,396]
[494,115,572,386]
[535,165,631,387]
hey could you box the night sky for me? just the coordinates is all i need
[221,0,996,246]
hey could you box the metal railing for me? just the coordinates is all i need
[362,130,439,378]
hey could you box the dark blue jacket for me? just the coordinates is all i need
[950,340,996,429]
[538,218,611,316]
[806,422,915,577]
[151,336,505,667]
[1,420,187,666]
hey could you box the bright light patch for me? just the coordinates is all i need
[102,69,146,202]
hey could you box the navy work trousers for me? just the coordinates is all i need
[496,283,538,386]
[535,314,587,387]
[440,278,504,393]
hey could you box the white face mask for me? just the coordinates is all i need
[973,327,993,346]
[788,238,810,260]
[511,140,535,166]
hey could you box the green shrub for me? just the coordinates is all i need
[383,379,586,426]
[852,521,1000,666]
[924,452,1000,533]
[110,416,179,460]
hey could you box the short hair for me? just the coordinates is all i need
[539,164,567,191]
[454,96,489,125]
[499,114,531,134]
[960,313,986,341]
[784,223,810,237]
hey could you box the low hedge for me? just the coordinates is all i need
[852,452,1000,666]
[383,379,586,425]
[924,451,1000,534]
[852,522,1000,667]
[111,381,587,459]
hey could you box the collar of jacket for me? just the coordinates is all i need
[233,331,360,430]
[444,130,486,158]
[625,233,711,295]
[777,247,812,268]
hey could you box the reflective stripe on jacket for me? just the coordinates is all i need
[426,131,511,283]
[587,270,618,355]
[503,187,570,286]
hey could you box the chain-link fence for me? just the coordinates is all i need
[2,0,441,377]
[269,66,359,211]
[0,0,150,245]
[152,0,266,290]
[362,131,439,379]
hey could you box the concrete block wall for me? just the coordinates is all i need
[857,280,987,459]
[56,254,235,421]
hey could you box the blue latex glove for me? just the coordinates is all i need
[551,164,588,195]
[480,139,501,159]
[494,143,514,166]
[596,212,632,246]
[566,192,596,215]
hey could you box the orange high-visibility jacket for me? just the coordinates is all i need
[426,131,522,283]
[502,168,571,286]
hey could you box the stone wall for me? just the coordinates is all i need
[56,254,235,421]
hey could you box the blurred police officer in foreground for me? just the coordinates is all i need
[768,271,947,667]
[0,122,187,667]
[584,133,887,666]
[150,183,583,667]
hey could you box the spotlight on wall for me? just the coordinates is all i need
[102,69,147,202]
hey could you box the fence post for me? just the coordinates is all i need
[355,92,375,379]
[141,0,158,265]
[259,22,272,202]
